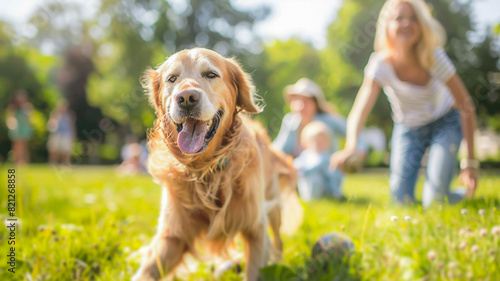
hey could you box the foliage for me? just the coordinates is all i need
[255,38,322,138]
[1,166,498,280]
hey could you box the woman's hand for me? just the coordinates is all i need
[447,74,478,198]
[458,168,478,198]
[329,148,356,172]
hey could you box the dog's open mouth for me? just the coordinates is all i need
[175,110,223,154]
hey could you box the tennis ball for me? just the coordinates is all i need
[344,154,362,173]
[311,232,356,259]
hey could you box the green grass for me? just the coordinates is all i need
[1,165,499,280]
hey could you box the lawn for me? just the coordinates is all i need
[1,165,499,280]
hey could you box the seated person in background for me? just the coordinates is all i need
[294,121,342,201]
[116,136,147,175]
[273,78,367,201]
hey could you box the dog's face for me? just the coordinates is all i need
[145,48,261,155]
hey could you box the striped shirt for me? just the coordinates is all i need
[364,48,456,128]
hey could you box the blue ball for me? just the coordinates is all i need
[311,232,356,259]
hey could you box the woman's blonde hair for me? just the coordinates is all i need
[374,0,446,70]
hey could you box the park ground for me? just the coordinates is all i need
[0,165,499,280]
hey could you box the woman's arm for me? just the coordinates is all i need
[345,78,381,151]
[447,75,476,160]
[446,74,478,196]
[330,77,380,170]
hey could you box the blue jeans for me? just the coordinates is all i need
[389,109,465,207]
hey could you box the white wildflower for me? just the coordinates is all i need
[471,245,479,254]
[491,226,500,236]
[427,250,437,261]
[458,241,467,251]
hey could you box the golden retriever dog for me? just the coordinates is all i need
[132,48,301,281]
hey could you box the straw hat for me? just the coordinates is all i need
[284,78,335,114]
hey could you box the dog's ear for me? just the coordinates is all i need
[142,68,163,115]
[227,58,263,114]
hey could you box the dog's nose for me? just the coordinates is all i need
[175,90,200,110]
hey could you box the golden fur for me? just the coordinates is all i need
[132,48,300,281]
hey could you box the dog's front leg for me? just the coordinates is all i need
[132,234,187,281]
[133,187,196,281]
[242,222,271,281]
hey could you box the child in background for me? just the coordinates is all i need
[294,121,343,201]
[47,102,76,165]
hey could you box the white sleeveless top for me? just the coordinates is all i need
[364,48,456,128]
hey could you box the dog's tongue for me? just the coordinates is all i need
[178,118,208,154]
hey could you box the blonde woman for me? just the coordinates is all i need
[331,0,478,206]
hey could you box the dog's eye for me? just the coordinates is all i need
[167,75,177,83]
[204,71,219,79]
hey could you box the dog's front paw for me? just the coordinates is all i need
[130,247,161,281]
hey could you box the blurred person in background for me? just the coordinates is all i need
[293,121,342,201]
[6,89,33,165]
[47,101,76,165]
[331,0,478,207]
[273,78,367,200]
[116,135,147,175]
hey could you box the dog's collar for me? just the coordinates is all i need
[215,157,228,170]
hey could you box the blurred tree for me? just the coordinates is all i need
[58,46,108,143]
[27,0,87,54]
[254,38,322,138]
[322,0,500,136]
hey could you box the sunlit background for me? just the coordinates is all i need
[0,0,499,165]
